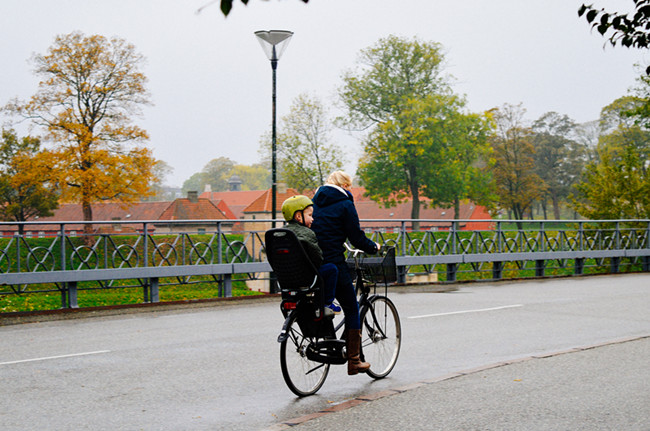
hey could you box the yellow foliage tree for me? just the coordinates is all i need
[5,31,156,235]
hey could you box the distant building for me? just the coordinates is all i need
[199,189,266,220]
[3,186,493,238]
[0,192,235,237]
[348,187,493,231]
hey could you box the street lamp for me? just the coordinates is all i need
[254,30,293,227]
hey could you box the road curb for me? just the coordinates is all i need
[261,334,650,431]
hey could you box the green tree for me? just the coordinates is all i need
[182,157,234,194]
[339,35,449,130]
[358,94,493,225]
[4,32,156,236]
[202,157,236,191]
[231,163,270,191]
[0,129,59,233]
[599,96,650,162]
[572,96,650,218]
[531,112,582,219]
[573,145,650,218]
[490,104,545,221]
[182,172,207,195]
[144,160,174,201]
[574,120,602,163]
[628,66,650,126]
[183,159,270,194]
[340,35,484,225]
[261,94,343,193]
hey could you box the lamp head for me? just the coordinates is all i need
[254,30,293,61]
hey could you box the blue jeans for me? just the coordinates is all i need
[318,263,338,305]
[332,261,360,330]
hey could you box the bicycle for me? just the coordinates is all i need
[265,228,401,397]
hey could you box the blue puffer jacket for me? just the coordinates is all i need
[311,185,378,264]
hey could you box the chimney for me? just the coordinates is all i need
[187,190,199,203]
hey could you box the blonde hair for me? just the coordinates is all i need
[326,171,352,188]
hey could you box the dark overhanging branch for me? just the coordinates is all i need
[197,0,309,17]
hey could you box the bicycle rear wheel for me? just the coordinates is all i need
[360,295,401,379]
[280,312,330,396]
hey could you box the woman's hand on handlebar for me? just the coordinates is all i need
[345,242,382,255]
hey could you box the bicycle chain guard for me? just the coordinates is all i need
[306,339,347,365]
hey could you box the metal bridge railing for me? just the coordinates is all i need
[1,219,649,310]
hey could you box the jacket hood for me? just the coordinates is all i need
[313,185,351,208]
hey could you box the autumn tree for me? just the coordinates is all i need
[489,104,545,222]
[0,129,59,234]
[5,32,156,235]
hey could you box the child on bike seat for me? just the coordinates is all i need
[281,195,341,315]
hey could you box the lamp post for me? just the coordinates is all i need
[254,30,293,227]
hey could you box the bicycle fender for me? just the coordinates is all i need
[277,310,295,343]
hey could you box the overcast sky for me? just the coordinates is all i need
[1,0,648,187]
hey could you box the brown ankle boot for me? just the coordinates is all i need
[346,329,370,375]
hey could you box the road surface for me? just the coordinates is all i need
[1,273,648,430]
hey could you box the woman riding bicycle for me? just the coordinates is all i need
[311,171,381,375]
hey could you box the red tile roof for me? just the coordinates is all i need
[213,199,237,220]
[243,188,301,213]
[348,187,493,230]
[199,186,493,230]
[200,190,265,219]
[158,198,228,220]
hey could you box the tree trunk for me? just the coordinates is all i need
[409,177,420,231]
[453,197,460,219]
[410,194,421,231]
[551,193,561,219]
[514,204,524,230]
[82,199,94,245]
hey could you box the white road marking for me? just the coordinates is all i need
[408,304,523,319]
[0,350,111,365]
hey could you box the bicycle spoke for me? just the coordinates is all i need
[360,296,401,379]
[280,313,330,396]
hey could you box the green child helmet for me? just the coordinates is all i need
[281,195,313,222]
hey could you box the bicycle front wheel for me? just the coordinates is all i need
[360,295,401,379]
[280,313,330,397]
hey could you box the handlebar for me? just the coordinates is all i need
[344,242,365,257]
[344,242,384,259]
